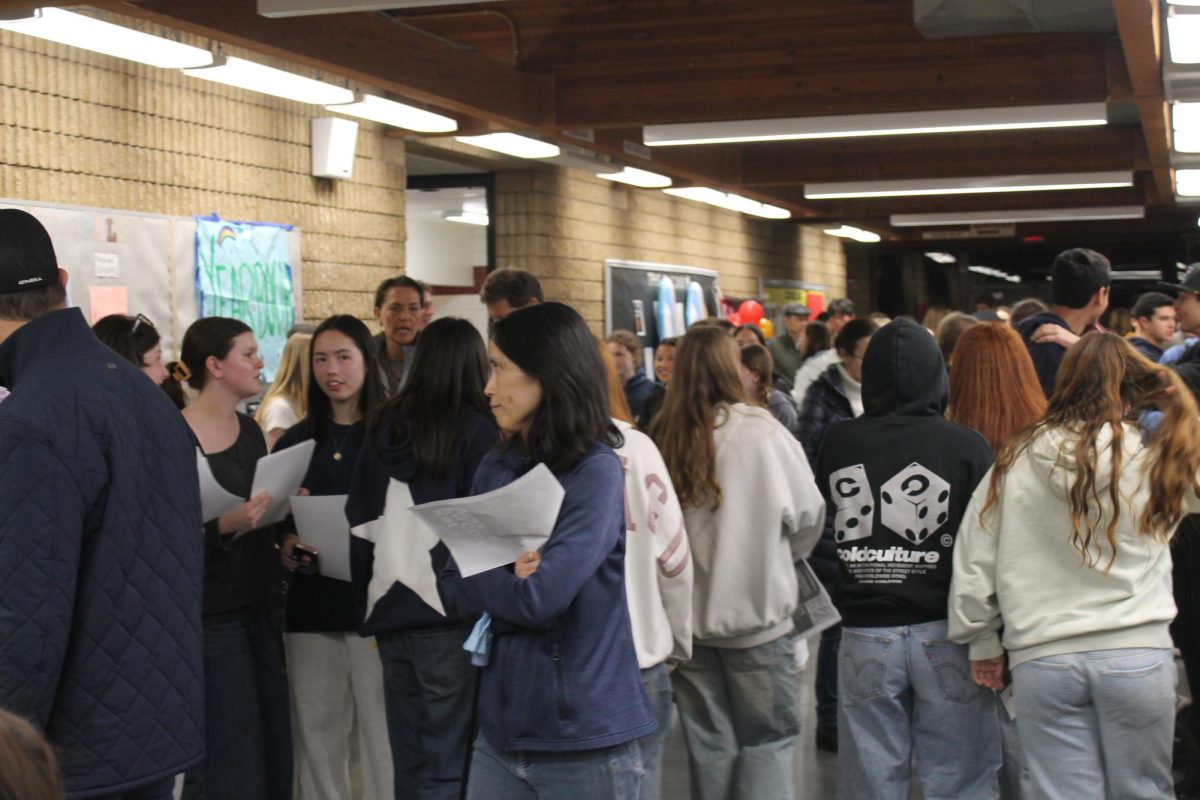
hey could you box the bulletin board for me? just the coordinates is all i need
[0,198,303,364]
[604,259,720,365]
[757,277,827,328]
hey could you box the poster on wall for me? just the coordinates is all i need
[758,278,827,330]
[604,259,721,366]
[195,214,296,382]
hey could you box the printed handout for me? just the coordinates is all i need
[251,440,315,527]
[289,494,351,582]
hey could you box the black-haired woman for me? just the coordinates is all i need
[345,316,499,799]
[271,315,392,800]
[440,302,654,799]
[93,313,170,386]
[177,317,292,800]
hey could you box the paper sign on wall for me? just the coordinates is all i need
[93,252,120,279]
[88,285,128,324]
[195,215,296,382]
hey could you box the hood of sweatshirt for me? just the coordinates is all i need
[861,317,947,418]
[1027,423,1134,504]
[374,421,421,483]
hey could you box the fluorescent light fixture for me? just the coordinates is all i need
[183,55,353,105]
[443,210,489,226]
[969,265,1021,284]
[454,133,560,159]
[1179,169,1200,196]
[325,94,455,133]
[663,187,791,219]
[1169,0,1200,5]
[1168,13,1200,63]
[924,252,957,264]
[1174,103,1200,153]
[823,225,882,243]
[804,171,1133,200]
[0,8,213,68]
[643,103,1108,147]
[891,206,1145,226]
[596,167,673,188]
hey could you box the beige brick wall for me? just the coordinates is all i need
[493,169,847,333]
[0,13,406,323]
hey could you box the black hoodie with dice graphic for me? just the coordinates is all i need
[815,318,993,628]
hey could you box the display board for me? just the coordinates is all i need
[0,199,303,373]
[757,277,827,328]
[604,259,720,367]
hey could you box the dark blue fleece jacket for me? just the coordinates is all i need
[345,407,497,634]
[439,443,656,752]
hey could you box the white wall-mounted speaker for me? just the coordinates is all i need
[311,117,358,180]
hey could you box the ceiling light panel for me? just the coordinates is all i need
[596,167,673,188]
[454,133,560,159]
[0,8,213,69]
[1168,12,1200,64]
[823,225,881,243]
[804,171,1133,200]
[326,94,456,133]
[643,103,1108,147]
[663,187,791,219]
[1179,169,1200,196]
[890,206,1145,226]
[183,55,353,105]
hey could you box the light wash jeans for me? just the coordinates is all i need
[671,633,800,800]
[1011,647,1176,800]
[837,619,1001,800]
[465,734,642,799]
[637,662,673,800]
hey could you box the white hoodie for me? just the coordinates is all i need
[614,420,693,669]
[949,423,1195,667]
[685,404,826,648]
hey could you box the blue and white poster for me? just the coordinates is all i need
[195,215,295,382]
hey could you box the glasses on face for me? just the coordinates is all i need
[130,313,155,334]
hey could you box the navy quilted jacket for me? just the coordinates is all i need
[0,309,205,798]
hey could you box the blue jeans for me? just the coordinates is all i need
[182,608,293,800]
[1011,647,1176,800]
[837,620,1001,800]
[465,734,642,799]
[637,662,672,800]
[377,623,477,800]
[671,634,799,800]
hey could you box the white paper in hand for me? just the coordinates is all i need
[251,440,316,526]
[197,448,243,522]
[351,479,444,617]
[410,463,565,577]
[289,494,352,582]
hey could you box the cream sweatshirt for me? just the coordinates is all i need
[685,404,827,648]
[614,419,693,669]
[949,423,1195,667]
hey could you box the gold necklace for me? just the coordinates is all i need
[330,424,352,461]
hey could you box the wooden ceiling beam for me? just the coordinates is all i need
[738,127,1140,186]
[106,0,554,129]
[1113,0,1174,201]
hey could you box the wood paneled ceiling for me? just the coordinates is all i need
[96,0,1193,243]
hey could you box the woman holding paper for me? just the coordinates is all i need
[650,324,826,800]
[345,316,498,800]
[271,315,392,800]
[439,302,655,799]
[176,317,292,800]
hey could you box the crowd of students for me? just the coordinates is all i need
[2,205,1200,800]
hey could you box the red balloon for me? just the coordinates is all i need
[738,300,764,324]
[728,312,743,326]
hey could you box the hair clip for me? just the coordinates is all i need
[172,362,192,383]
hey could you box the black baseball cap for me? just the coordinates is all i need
[0,209,59,295]
[1160,264,1200,296]
[782,302,811,318]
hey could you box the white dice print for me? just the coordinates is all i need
[828,464,874,543]
[880,462,950,544]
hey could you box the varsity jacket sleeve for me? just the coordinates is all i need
[0,421,86,726]
[457,451,624,629]
[644,450,693,665]
[948,477,1005,661]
